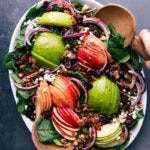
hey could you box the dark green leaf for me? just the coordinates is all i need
[137,110,144,119]
[3,49,24,71]
[37,118,60,143]
[16,90,31,100]
[10,73,20,84]
[108,47,130,63]
[16,99,26,113]
[129,48,142,72]
[108,24,125,48]
[25,5,45,21]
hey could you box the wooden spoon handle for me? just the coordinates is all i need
[131,29,150,60]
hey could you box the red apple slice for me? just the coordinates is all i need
[53,76,77,109]
[62,108,81,127]
[52,111,80,132]
[52,118,76,141]
[52,107,75,128]
[52,107,80,131]
[58,107,80,128]
[61,76,80,98]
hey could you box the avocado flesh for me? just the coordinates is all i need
[38,12,73,27]
[88,75,121,115]
[31,32,65,70]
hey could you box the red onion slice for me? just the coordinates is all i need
[132,81,142,105]
[46,0,75,14]
[69,77,88,103]
[83,126,97,150]
[126,63,136,89]
[128,70,145,93]
[62,31,89,39]
[14,82,39,91]
[83,17,110,40]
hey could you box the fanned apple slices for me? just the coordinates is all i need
[35,75,81,117]
[35,80,52,117]
[52,107,81,141]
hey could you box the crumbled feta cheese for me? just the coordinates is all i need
[39,68,44,72]
[82,4,90,12]
[44,74,55,82]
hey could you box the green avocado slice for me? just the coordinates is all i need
[38,12,73,27]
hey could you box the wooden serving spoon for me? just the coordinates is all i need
[94,3,150,61]
[94,3,136,48]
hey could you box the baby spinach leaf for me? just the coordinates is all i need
[37,118,60,143]
[3,49,24,71]
[109,47,130,63]
[108,23,125,48]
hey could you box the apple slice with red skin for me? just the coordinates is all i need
[52,110,80,132]
[57,107,80,128]
[78,46,105,69]
[53,77,76,107]
[52,107,76,128]
[77,34,113,70]
[50,85,69,108]
[52,118,77,141]
[60,76,80,98]
[52,75,80,109]
[36,80,52,116]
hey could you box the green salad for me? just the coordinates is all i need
[3,0,145,150]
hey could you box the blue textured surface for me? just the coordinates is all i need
[0,0,150,150]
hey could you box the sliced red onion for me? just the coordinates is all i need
[83,126,97,150]
[24,27,52,45]
[69,77,88,103]
[83,17,110,40]
[62,31,89,39]
[24,17,39,36]
[132,81,142,105]
[21,71,40,83]
[126,63,136,89]
[99,48,108,72]
[46,0,75,14]
[74,7,96,14]
[128,70,145,93]
[14,82,39,91]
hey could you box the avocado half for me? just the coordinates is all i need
[88,75,121,115]
[31,32,65,70]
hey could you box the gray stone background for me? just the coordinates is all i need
[0,0,150,149]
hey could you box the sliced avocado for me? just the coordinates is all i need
[38,12,73,27]
[31,32,65,69]
[88,75,121,115]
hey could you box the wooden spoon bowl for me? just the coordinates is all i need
[94,3,136,47]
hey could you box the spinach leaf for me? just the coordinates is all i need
[128,47,142,72]
[17,99,26,114]
[16,90,32,100]
[127,110,144,130]
[10,73,21,84]
[105,24,130,63]
[3,49,24,71]
[25,4,45,21]
[108,23,125,48]
[109,47,130,63]
[37,118,60,143]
